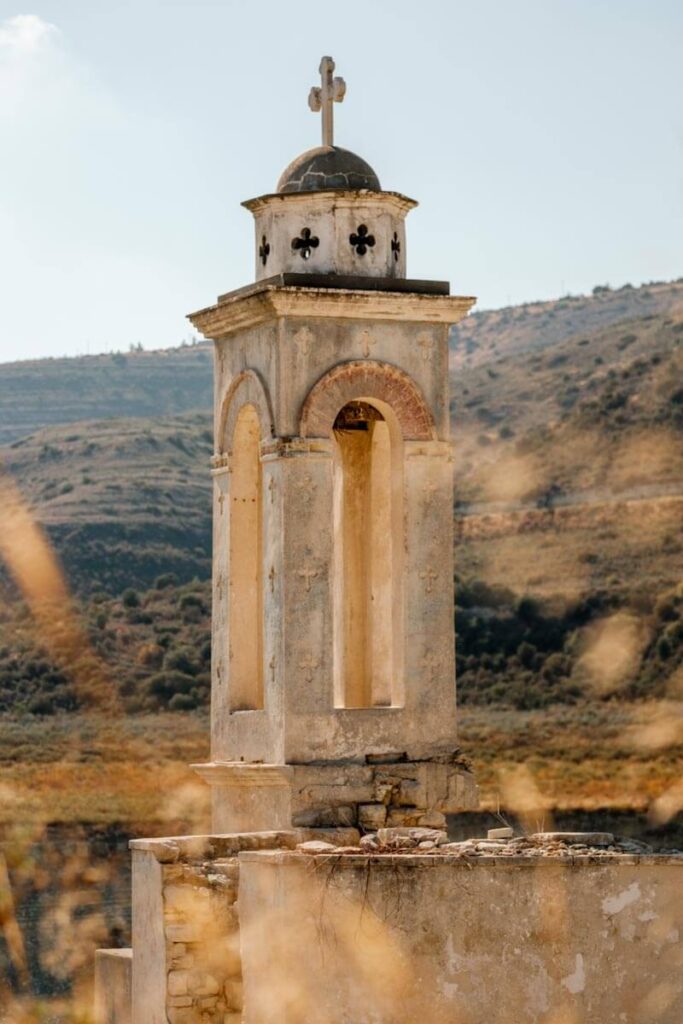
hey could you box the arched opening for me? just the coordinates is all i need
[332,399,404,708]
[229,403,263,711]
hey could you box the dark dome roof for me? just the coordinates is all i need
[277,146,381,194]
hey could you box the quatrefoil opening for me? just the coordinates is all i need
[349,224,375,256]
[292,227,320,260]
[391,231,401,262]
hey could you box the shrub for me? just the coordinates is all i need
[122,588,140,608]
[163,647,198,676]
[155,573,178,590]
[147,670,196,702]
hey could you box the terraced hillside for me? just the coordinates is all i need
[0,344,213,446]
[0,278,681,716]
[450,278,683,370]
[2,413,213,593]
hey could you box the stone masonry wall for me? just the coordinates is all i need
[131,830,359,1024]
[290,757,478,831]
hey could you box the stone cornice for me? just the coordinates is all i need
[192,762,294,788]
[188,286,476,341]
[242,188,417,215]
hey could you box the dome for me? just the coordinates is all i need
[277,146,381,194]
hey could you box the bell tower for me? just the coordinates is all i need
[189,57,478,832]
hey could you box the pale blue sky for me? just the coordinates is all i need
[1,0,681,362]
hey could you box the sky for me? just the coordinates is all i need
[0,0,681,362]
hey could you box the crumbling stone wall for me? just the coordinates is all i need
[163,859,241,1024]
[290,756,477,830]
[129,830,358,1024]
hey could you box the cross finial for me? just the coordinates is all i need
[308,55,346,148]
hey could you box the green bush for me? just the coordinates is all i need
[122,588,140,608]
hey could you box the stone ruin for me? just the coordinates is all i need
[95,56,683,1024]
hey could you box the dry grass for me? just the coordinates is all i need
[0,712,209,830]
[0,706,680,828]
[459,702,683,812]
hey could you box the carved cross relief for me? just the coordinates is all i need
[298,654,320,683]
[421,652,442,682]
[358,329,377,359]
[417,332,435,362]
[419,566,439,594]
[299,473,317,506]
[215,345,226,377]
[296,565,319,593]
[294,327,314,357]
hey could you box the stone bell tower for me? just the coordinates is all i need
[189,57,477,832]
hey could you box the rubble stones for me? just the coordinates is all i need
[297,840,339,854]
[358,803,388,830]
[296,830,663,859]
[376,827,449,849]
[529,831,614,846]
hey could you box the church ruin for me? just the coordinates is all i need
[95,57,683,1024]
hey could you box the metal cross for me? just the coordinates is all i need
[308,56,346,148]
[217,491,226,515]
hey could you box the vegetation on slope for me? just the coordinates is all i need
[0,343,213,446]
[2,413,213,593]
[0,278,681,716]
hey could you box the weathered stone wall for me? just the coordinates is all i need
[130,833,298,1024]
[194,757,478,834]
[128,831,357,1024]
[95,949,132,1024]
[238,850,683,1024]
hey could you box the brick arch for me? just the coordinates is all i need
[299,360,436,440]
[218,369,274,453]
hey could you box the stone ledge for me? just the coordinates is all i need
[129,832,299,862]
[192,763,294,788]
[189,287,475,341]
[237,850,683,868]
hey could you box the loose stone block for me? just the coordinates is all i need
[189,971,221,997]
[167,970,189,996]
[165,924,199,944]
[358,803,387,830]
[224,978,243,1011]
[488,827,514,840]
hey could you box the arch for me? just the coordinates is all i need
[217,369,274,454]
[332,398,404,709]
[228,403,263,711]
[299,360,436,441]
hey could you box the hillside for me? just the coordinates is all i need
[0,278,681,715]
[2,413,213,593]
[0,280,681,445]
[0,344,213,446]
[450,278,683,370]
